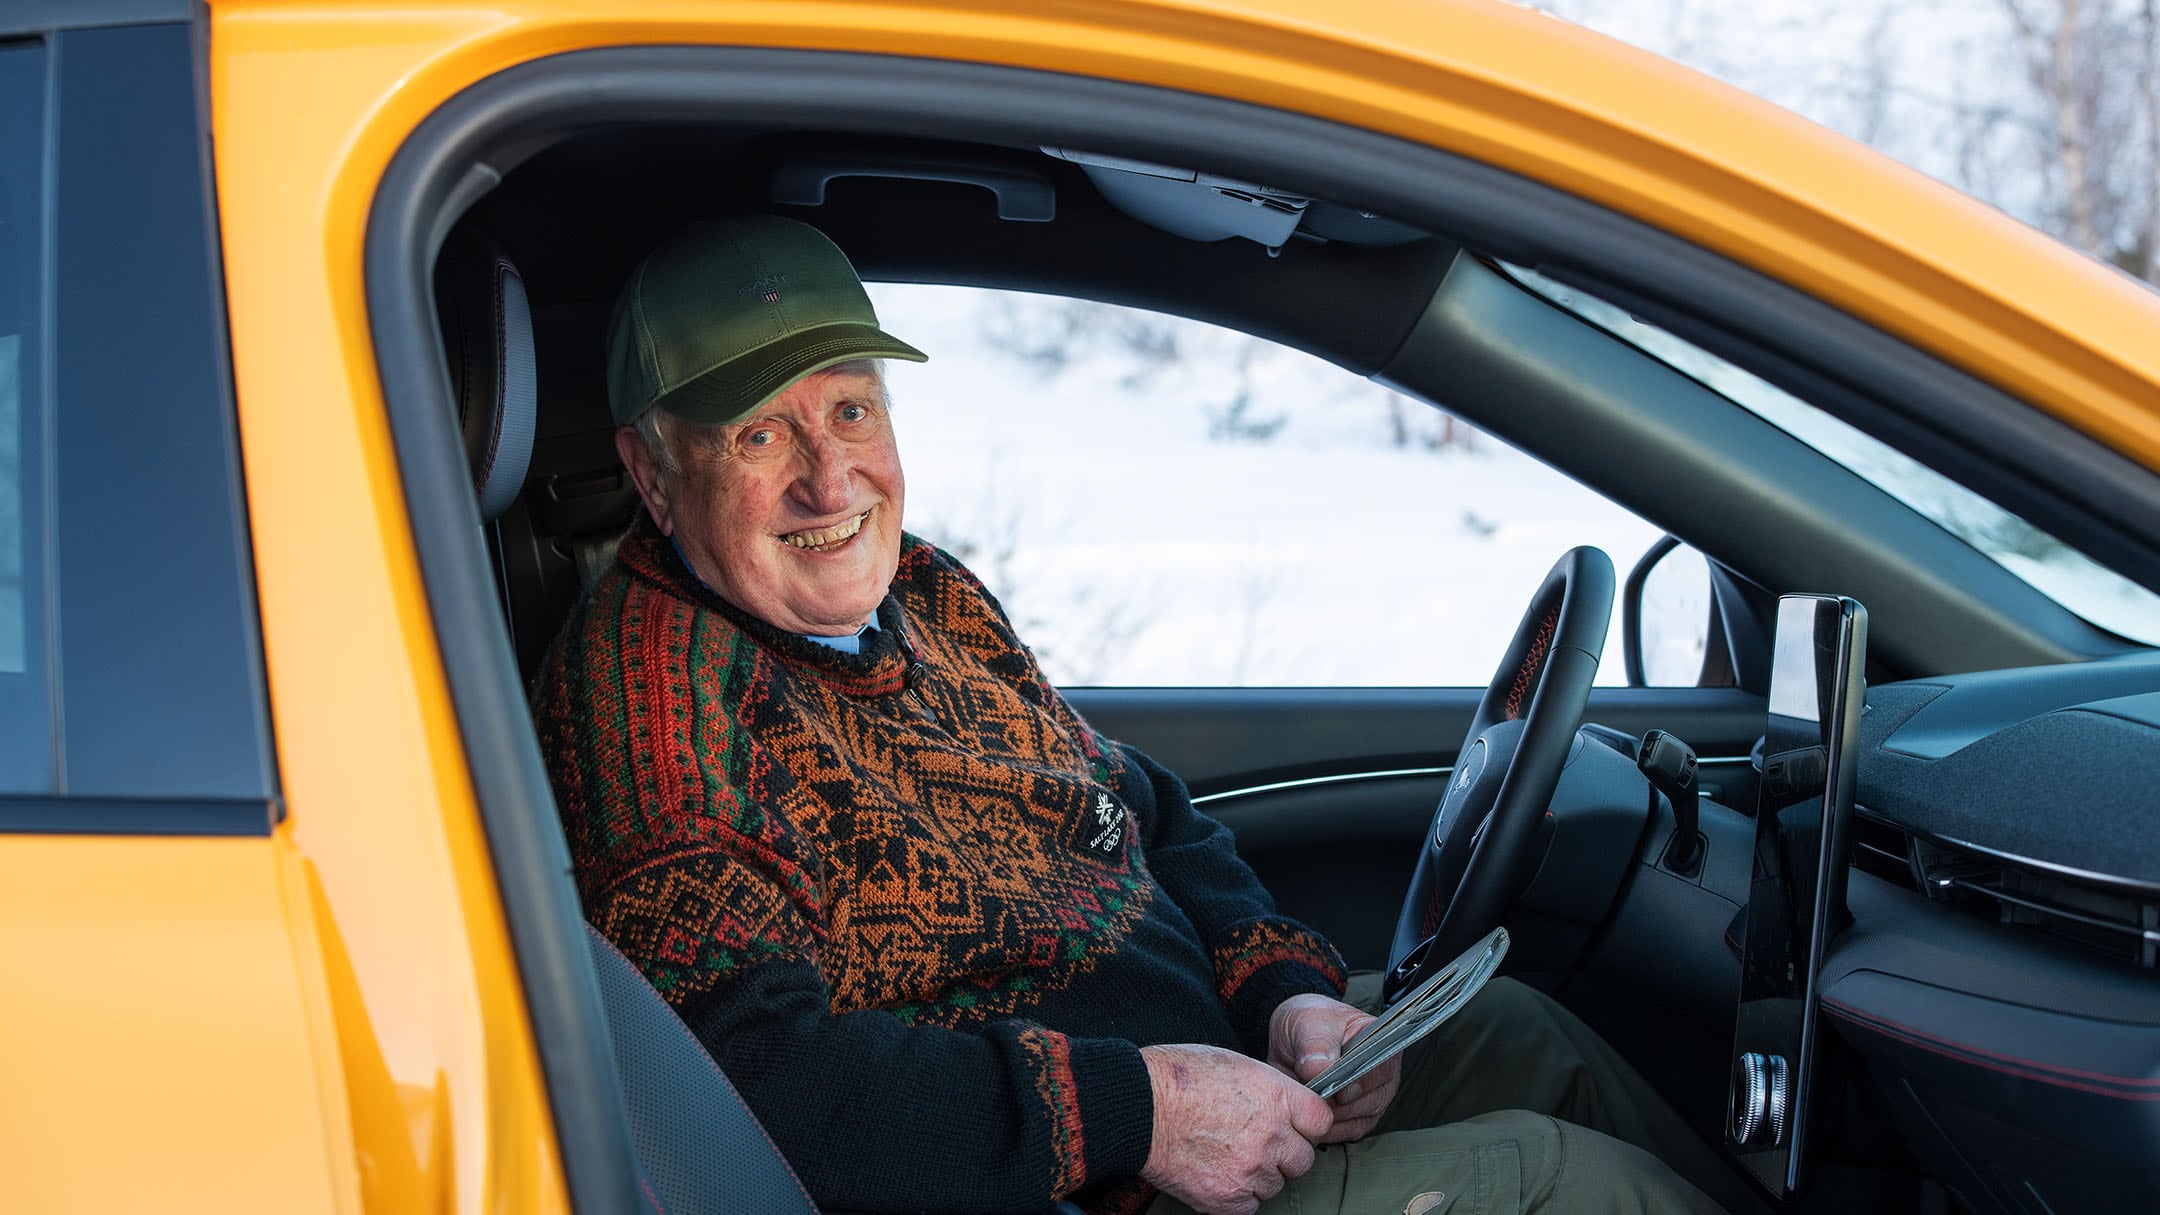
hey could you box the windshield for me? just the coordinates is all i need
[1505,265,2160,648]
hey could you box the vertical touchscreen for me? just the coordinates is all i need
[1726,594,1866,1198]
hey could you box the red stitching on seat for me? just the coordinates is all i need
[1822,995,2160,1101]
[1505,607,1560,721]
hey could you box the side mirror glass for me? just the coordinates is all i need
[1623,537,1713,686]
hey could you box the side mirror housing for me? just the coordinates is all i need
[1622,536,1723,687]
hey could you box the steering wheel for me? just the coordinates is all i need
[1382,546,1616,1005]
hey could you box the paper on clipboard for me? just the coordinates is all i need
[1306,927,1509,1101]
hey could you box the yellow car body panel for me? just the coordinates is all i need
[8,1,2134,1212]
[0,837,348,1212]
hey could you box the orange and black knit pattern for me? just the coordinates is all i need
[535,517,1346,1214]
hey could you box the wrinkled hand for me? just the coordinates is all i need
[1140,1042,1333,1215]
[1267,994,1401,1144]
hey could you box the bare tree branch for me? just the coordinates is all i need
[2143,0,2160,277]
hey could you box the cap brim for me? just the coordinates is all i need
[646,322,927,427]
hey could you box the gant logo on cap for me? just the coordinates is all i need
[740,273,789,303]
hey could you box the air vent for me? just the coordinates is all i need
[1850,811,1918,891]
[1854,808,2158,969]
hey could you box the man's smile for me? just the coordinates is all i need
[779,508,871,552]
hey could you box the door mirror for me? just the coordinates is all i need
[1623,537,1714,687]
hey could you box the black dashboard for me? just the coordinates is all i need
[1815,650,2160,1214]
[1855,651,2160,886]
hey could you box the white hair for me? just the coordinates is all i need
[631,358,888,488]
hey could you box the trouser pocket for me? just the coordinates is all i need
[1327,1134,1522,1215]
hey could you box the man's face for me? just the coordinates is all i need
[619,366,905,636]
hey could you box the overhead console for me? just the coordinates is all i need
[1039,147,1427,253]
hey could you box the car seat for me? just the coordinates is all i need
[438,229,822,1213]
[435,230,1083,1215]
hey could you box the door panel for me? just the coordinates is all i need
[0,837,344,1212]
[1068,685,1766,968]
[1070,686,1765,793]
[1201,772,1446,971]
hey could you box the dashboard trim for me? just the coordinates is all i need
[1195,754,1756,807]
[1861,805,2160,898]
[1193,767,1447,806]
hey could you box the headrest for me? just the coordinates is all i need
[434,231,537,521]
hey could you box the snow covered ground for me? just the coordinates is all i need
[872,284,1679,688]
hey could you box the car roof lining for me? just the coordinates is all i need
[365,52,2156,1209]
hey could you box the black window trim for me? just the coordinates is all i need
[0,16,279,828]
[0,0,192,41]
[0,34,59,792]
[0,794,276,836]
[5,16,280,826]
[365,46,2160,1212]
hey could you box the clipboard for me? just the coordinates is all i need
[1306,926,1509,1100]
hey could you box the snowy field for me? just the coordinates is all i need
[871,284,1681,688]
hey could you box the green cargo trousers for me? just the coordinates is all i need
[1145,976,1763,1215]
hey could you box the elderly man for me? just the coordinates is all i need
[535,216,1747,1215]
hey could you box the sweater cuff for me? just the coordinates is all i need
[1056,1034,1155,1195]
[1212,919,1350,1057]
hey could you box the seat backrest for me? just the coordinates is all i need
[585,923,822,1215]
[434,230,538,522]
[442,231,812,1210]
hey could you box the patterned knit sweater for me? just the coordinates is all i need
[535,518,1348,1214]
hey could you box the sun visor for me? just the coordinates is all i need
[1043,147,1309,248]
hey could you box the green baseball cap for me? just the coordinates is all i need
[605,216,927,427]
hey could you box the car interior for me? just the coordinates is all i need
[368,45,2160,1215]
